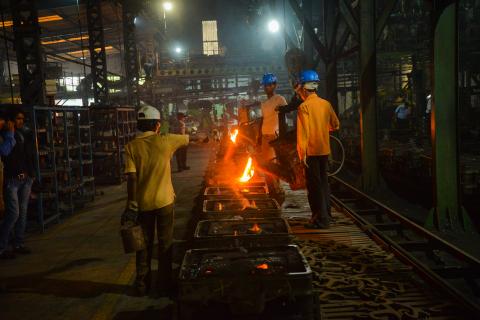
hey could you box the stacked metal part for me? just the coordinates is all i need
[177,131,316,319]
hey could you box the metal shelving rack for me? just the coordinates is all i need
[29,106,95,231]
[31,107,60,231]
[91,106,136,184]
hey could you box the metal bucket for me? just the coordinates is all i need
[120,224,146,253]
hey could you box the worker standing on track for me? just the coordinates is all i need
[296,70,340,229]
[259,73,287,195]
[122,104,189,296]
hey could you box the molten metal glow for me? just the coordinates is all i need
[239,157,254,183]
[230,129,239,143]
[256,263,269,270]
[249,223,261,233]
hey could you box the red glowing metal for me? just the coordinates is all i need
[249,223,261,233]
[256,263,269,270]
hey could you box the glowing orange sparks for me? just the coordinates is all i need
[239,157,254,183]
[256,263,269,270]
[230,129,239,143]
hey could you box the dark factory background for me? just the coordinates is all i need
[0,0,479,319]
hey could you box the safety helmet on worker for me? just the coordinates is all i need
[261,73,278,86]
[299,70,320,90]
[299,70,320,84]
[137,102,161,120]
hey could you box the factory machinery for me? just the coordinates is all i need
[176,131,480,319]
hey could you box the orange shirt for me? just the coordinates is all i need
[296,93,340,158]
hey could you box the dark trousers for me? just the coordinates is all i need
[136,204,174,292]
[305,156,331,224]
[0,176,33,253]
[176,146,188,170]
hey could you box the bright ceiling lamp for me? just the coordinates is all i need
[163,2,173,11]
[268,19,280,33]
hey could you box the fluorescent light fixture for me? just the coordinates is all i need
[41,35,89,45]
[67,45,114,57]
[0,14,63,28]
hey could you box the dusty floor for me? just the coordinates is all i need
[0,144,212,320]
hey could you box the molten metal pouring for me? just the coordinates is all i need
[239,157,254,183]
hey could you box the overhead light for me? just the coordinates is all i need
[41,35,89,45]
[175,47,182,53]
[268,19,280,33]
[0,14,63,28]
[163,2,173,11]
[134,17,138,24]
[67,45,114,57]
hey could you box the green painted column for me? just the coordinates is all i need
[427,0,473,232]
[359,0,379,192]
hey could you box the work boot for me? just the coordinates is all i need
[303,220,330,230]
[14,246,32,255]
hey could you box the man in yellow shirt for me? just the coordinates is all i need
[123,104,189,296]
[296,70,340,229]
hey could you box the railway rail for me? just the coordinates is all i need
[328,176,480,317]
[180,143,480,319]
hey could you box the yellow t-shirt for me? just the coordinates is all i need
[297,94,340,158]
[124,132,189,211]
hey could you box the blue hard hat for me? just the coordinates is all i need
[261,73,278,85]
[299,70,320,83]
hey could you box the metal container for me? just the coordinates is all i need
[203,185,269,199]
[178,245,314,318]
[120,224,145,253]
[202,198,281,219]
[205,173,267,187]
[193,217,291,248]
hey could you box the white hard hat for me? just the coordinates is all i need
[137,104,160,120]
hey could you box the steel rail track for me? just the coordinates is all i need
[329,176,480,316]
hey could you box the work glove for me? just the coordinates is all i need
[121,201,139,226]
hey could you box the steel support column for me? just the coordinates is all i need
[302,0,314,68]
[10,0,46,105]
[288,0,328,64]
[86,0,109,105]
[324,0,338,112]
[359,0,379,192]
[122,1,139,106]
[427,1,473,232]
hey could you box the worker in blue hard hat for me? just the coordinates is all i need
[296,69,340,229]
[259,73,287,196]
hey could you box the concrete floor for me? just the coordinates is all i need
[0,144,212,320]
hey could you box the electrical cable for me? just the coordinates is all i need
[328,135,345,177]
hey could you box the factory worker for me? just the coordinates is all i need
[122,104,188,296]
